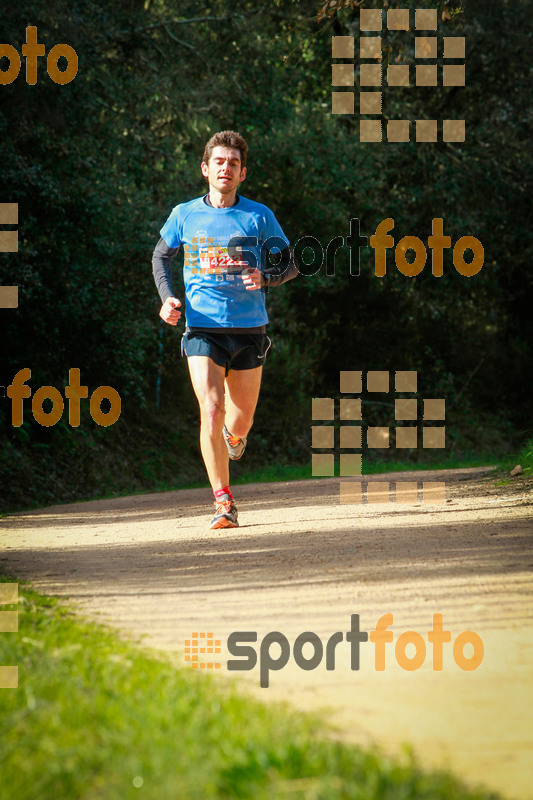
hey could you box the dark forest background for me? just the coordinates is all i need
[1,0,531,511]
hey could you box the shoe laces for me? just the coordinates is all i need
[226,432,241,447]
[214,499,234,513]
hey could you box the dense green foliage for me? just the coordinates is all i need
[1,0,531,509]
[0,576,504,799]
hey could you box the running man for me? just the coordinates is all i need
[152,130,298,529]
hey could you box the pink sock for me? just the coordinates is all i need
[214,486,233,501]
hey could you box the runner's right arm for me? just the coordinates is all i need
[152,237,181,325]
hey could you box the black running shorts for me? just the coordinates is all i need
[181,330,272,373]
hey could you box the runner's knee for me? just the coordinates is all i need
[200,400,225,434]
[227,411,254,438]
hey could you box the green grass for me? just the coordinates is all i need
[2,452,498,514]
[0,576,506,800]
[497,436,533,479]
[110,452,498,496]
[223,452,497,487]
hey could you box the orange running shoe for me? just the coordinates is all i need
[210,493,239,529]
[223,425,247,460]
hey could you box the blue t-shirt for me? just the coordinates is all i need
[160,195,290,328]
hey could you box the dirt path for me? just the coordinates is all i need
[2,467,532,799]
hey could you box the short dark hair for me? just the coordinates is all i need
[202,130,248,169]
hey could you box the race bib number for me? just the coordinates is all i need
[199,245,244,274]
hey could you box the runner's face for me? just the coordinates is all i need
[201,147,246,193]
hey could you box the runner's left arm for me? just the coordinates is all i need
[262,246,299,288]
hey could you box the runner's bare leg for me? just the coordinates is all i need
[187,358,263,491]
[224,365,263,439]
[187,356,229,491]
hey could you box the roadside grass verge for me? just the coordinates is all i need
[497,435,533,478]
[0,576,504,800]
[2,452,498,516]
[231,452,497,487]
[101,451,498,499]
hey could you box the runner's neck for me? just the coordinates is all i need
[205,193,240,209]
